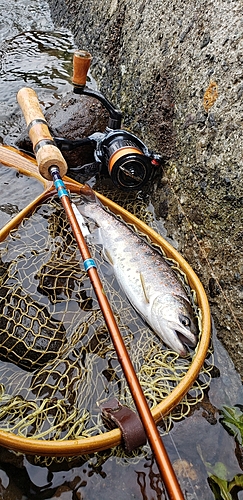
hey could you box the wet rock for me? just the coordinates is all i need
[159,199,168,219]
[76,488,84,499]
[208,277,221,298]
[235,442,243,470]
[200,33,212,49]
[15,91,109,169]
[51,484,73,499]
[0,448,24,469]
[46,0,243,378]
[172,459,198,480]
[0,471,23,500]
[45,93,109,169]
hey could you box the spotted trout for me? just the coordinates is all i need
[78,186,198,356]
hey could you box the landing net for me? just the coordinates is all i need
[0,188,213,450]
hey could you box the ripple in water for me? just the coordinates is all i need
[0,0,76,141]
[0,0,54,42]
[0,0,76,221]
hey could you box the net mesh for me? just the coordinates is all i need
[0,186,213,448]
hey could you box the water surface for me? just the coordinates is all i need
[0,0,74,227]
[0,1,242,499]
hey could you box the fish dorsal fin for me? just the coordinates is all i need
[140,272,150,303]
[80,184,100,204]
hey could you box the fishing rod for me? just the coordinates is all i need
[17,83,185,500]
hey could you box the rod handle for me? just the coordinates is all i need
[72,50,92,87]
[17,87,68,181]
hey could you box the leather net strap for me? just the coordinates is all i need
[100,398,147,452]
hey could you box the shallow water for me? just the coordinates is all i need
[0,1,243,499]
[0,0,74,227]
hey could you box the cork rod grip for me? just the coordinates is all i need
[17,87,67,181]
[72,50,92,87]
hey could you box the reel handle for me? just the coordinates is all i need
[72,50,92,87]
[17,87,67,181]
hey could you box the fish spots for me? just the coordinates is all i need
[82,199,198,355]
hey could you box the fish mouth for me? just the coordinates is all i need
[176,330,197,348]
[175,326,197,355]
[164,318,198,355]
[159,319,198,357]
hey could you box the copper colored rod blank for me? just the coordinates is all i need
[60,194,185,500]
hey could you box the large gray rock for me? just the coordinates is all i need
[16,92,109,169]
[47,0,243,376]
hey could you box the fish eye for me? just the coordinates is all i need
[180,315,191,328]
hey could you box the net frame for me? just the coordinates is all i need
[0,145,211,456]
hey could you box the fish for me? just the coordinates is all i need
[77,186,198,356]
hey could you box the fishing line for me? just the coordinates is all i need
[157,409,200,500]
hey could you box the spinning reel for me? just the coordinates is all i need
[55,50,162,190]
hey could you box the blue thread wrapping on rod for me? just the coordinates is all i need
[83,258,97,272]
[50,169,96,273]
[54,179,64,189]
[53,178,69,198]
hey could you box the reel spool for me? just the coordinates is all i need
[95,129,161,190]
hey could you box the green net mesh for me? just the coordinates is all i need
[0,187,213,447]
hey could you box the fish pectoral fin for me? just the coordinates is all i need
[87,227,103,245]
[103,248,114,265]
[140,272,150,303]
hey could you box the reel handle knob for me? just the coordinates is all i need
[72,50,92,87]
[17,87,68,181]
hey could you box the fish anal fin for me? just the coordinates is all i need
[140,272,150,303]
